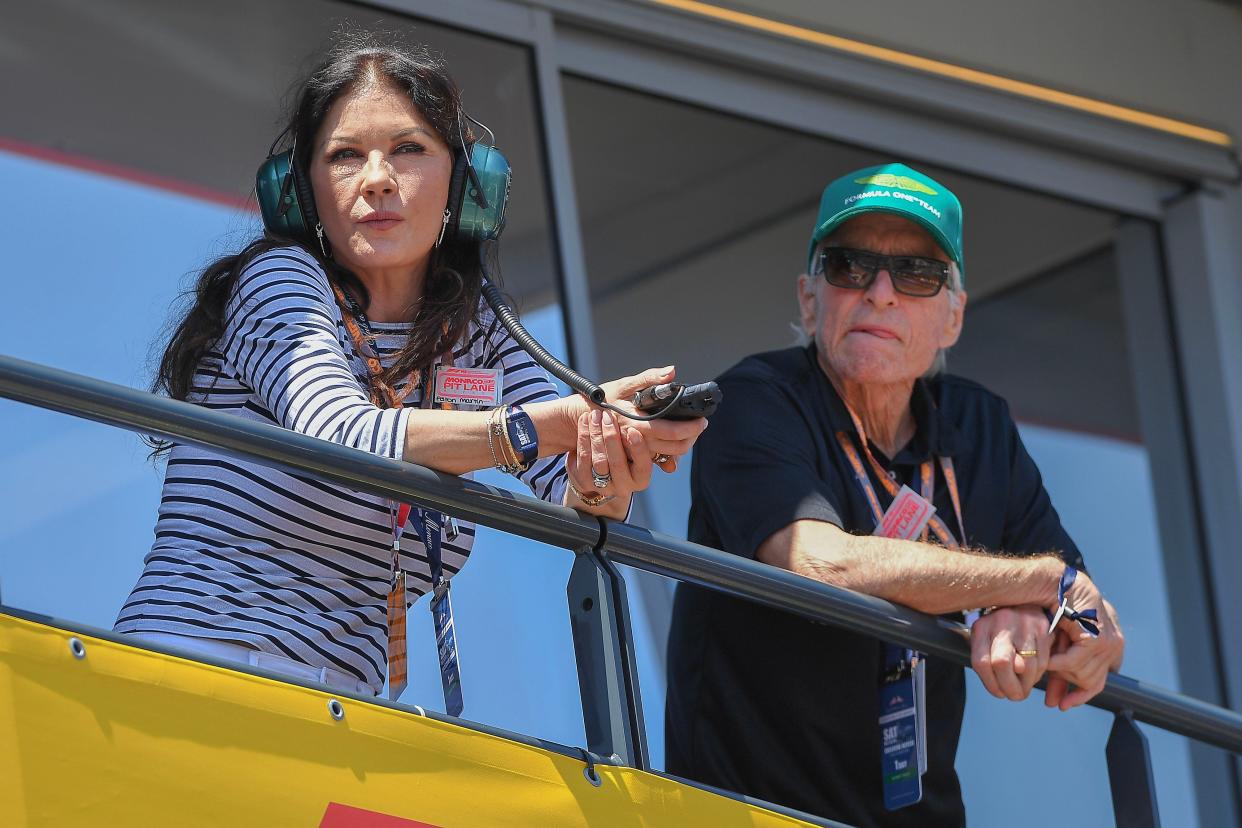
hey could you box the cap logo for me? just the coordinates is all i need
[853,174,938,196]
[844,189,942,219]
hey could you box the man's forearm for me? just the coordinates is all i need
[763,520,1065,615]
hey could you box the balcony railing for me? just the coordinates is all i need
[2,352,1239,827]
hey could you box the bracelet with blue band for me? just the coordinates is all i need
[505,404,539,467]
[1045,565,1100,636]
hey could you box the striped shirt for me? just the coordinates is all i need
[115,246,568,692]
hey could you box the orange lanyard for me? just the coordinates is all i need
[835,403,965,548]
[332,282,464,702]
[331,282,423,409]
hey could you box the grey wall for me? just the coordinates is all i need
[726,0,1242,145]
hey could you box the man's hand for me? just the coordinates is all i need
[1045,598,1124,710]
[970,605,1053,701]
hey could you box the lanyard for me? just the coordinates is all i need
[389,503,413,579]
[835,402,965,549]
[335,281,461,701]
[388,505,447,592]
[332,282,421,409]
[837,401,965,801]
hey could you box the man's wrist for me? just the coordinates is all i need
[1029,556,1066,608]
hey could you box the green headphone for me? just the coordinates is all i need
[255,117,511,255]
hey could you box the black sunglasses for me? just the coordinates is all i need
[814,246,951,298]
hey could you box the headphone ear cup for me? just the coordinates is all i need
[290,161,320,242]
[445,142,510,245]
[256,150,298,237]
[444,149,471,244]
[255,149,322,251]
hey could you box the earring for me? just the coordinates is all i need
[435,209,450,249]
[314,222,328,257]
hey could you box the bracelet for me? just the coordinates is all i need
[498,406,523,469]
[505,404,539,468]
[567,477,615,508]
[486,407,503,469]
[1045,565,1100,637]
[487,407,520,474]
[498,406,529,473]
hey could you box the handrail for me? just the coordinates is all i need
[2,352,1241,759]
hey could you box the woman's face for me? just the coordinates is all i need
[309,78,453,282]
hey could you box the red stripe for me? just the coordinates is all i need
[319,803,441,828]
[0,135,257,213]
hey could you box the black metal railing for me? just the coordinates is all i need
[2,353,1239,826]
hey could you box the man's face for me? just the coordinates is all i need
[797,213,967,386]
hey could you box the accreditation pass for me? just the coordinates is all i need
[879,664,922,810]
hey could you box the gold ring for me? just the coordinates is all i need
[1017,649,1039,658]
[653,454,671,465]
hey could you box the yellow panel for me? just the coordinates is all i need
[0,613,812,827]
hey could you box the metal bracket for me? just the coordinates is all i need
[566,519,649,770]
[1107,709,1162,828]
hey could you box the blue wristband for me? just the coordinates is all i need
[1044,566,1100,636]
[505,405,539,468]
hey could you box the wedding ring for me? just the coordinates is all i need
[653,454,671,465]
[1017,649,1039,658]
[591,469,612,489]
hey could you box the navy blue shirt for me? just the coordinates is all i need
[665,345,1082,828]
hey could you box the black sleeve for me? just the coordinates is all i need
[999,403,1086,570]
[690,371,845,560]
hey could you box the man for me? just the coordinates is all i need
[664,163,1124,827]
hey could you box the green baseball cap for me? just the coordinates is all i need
[807,163,965,284]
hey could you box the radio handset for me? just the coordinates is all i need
[634,382,721,420]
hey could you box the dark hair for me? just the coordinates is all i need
[150,28,481,452]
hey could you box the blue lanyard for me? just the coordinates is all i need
[388,501,447,588]
[411,506,445,589]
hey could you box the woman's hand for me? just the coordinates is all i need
[562,366,709,517]
[592,366,709,474]
[564,409,650,518]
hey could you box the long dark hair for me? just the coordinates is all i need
[151,28,482,450]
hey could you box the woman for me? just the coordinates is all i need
[114,30,705,697]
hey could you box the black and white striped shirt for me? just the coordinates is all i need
[115,247,567,691]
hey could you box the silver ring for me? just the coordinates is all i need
[653,454,671,465]
[592,469,612,489]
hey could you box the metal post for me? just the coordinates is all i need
[566,541,648,770]
[1107,710,1161,828]
[1117,217,1240,824]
